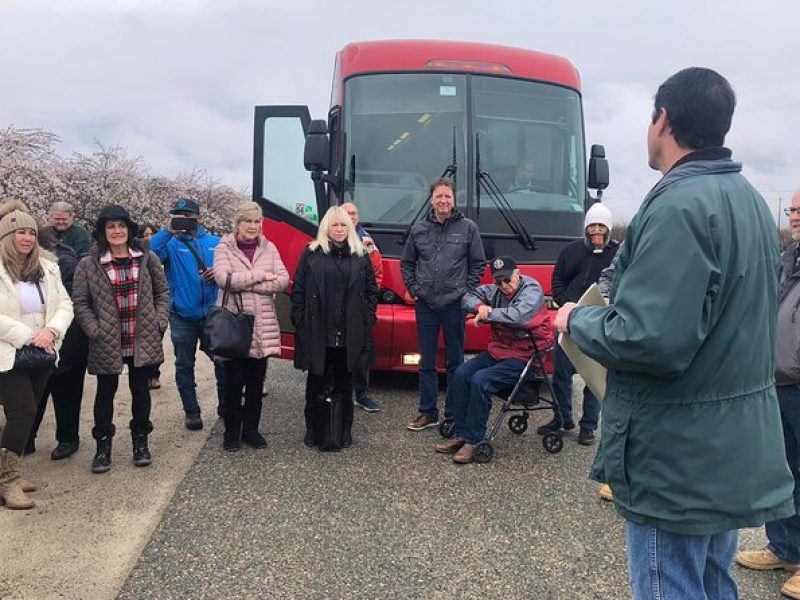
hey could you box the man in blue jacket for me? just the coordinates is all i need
[150,198,225,431]
[555,68,793,599]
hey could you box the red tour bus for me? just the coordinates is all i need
[253,39,609,372]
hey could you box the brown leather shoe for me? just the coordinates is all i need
[453,443,476,464]
[434,437,465,454]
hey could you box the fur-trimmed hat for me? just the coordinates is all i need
[0,209,38,240]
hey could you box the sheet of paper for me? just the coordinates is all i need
[558,283,608,402]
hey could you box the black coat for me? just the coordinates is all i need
[551,238,619,306]
[291,245,378,376]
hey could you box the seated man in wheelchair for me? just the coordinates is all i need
[434,256,553,463]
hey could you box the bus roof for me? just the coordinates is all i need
[335,40,581,90]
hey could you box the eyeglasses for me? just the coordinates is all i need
[494,277,512,286]
[785,207,800,216]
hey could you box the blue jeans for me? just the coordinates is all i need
[451,352,526,444]
[415,301,465,422]
[766,384,800,563]
[170,313,226,413]
[626,521,738,600]
[552,343,600,431]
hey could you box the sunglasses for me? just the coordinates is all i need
[785,207,800,216]
[494,277,513,286]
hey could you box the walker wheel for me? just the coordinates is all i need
[475,441,494,464]
[439,418,455,439]
[543,433,563,453]
[508,415,528,435]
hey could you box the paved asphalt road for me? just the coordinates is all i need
[117,359,782,600]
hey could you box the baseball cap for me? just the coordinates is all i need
[490,256,517,279]
[170,198,201,215]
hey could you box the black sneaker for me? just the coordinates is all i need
[223,432,242,452]
[51,441,80,461]
[242,430,268,449]
[304,430,316,448]
[536,417,575,435]
[24,438,36,455]
[578,428,596,446]
[184,409,203,431]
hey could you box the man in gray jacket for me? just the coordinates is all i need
[401,177,486,431]
[737,188,800,600]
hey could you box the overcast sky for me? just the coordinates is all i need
[1,0,798,222]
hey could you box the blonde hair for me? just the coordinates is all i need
[0,228,46,283]
[310,205,365,256]
[232,201,263,228]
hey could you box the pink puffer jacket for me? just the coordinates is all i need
[213,234,289,359]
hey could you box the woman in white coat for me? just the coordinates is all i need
[0,206,73,509]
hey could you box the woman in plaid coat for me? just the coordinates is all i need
[72,205,169,474]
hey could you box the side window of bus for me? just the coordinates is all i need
[263,117,319,224]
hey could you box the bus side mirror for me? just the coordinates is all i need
[588,144,609,191]
[304,119,330,172]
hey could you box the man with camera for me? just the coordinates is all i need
[150,198,225,430]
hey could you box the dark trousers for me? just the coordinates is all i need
[304,347,354,435]
[170,313,227,413]
[0,367,51,455]
[415,301,465,421]
[352,347,370,397]
[93,357,152,438]
[223,357,268,437]
[766,384,800,563]
[29,363,87,444]
[552,343,601,431]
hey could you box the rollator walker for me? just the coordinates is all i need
[438,334,564,464]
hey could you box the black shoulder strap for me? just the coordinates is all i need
[177,237,206,271]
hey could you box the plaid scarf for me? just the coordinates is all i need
[100,249,143,357]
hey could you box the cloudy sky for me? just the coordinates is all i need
[1,0,798,222]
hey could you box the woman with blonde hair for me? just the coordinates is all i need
[291,205,378,451]
[0,202,73,509]
[212,201,289,452]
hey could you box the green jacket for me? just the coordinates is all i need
[569,154,793,535]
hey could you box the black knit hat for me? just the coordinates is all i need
[93,204,138,241]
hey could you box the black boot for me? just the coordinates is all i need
[132,434,152,466]
[91,435,113,474]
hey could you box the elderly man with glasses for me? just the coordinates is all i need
[433,256,553,463]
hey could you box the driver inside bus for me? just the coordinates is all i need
[506,159,536,193]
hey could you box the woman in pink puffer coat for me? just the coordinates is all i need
[213,202,289,452]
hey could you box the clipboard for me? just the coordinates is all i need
[558,283,607,402]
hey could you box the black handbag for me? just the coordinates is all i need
[15,281,58,370]
[202,273,254,359]
[15,345,57,370]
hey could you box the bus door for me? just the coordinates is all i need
[252,105,325,343]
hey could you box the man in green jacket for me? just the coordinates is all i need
[554,67,794,599]
[48,201,91,255]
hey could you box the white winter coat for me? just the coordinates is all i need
[0,258,74,373]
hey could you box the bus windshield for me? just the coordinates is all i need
[342,72,586,232]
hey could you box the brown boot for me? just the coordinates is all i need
[0,448,35,510]
[18,477,37,493]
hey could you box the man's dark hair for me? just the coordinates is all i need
[429,177,456,198]
[653,67,736,149]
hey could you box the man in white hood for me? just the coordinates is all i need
[540,202,619,445]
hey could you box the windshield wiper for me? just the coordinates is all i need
[399,127,457,245]
[475,134,536,251]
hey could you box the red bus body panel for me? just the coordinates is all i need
[265,39,577,372]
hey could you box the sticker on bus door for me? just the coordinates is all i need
[439,85,457,97]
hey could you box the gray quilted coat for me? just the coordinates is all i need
[72,247,169,375]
